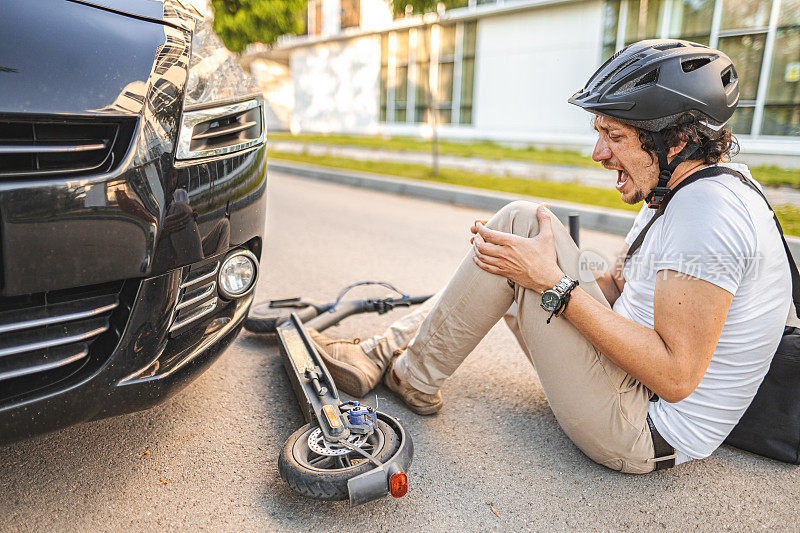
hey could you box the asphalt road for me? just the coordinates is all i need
[2,171,798,531]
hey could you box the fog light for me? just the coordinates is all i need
[218,250,258,299]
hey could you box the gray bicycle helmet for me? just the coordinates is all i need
[569,39,740,208]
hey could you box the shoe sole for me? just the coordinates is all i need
[401,400,442,416]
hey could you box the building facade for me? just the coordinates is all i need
[249,0,800,166]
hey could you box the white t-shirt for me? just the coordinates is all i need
[614,163,792,464]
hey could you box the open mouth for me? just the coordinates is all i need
[616,170,629,192]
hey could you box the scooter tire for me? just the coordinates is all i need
[278,420,401,501]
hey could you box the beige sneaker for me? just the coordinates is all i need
[383,356,443,415]
[307,329,382,398]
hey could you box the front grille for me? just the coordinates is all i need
[0,117,136,178]
[0,280,136,405]
[170,259,220,335]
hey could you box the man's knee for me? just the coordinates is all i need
[490,200,542,235]
[496,200,541,219]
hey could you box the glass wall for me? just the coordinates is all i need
[379,21,477,126]
[601,0,800,137]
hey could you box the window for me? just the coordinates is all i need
[437,25,456,125]
[460,22,477,124]
[669,0,714,44]
[380,34,388,122]
[762,1,800,135]
[720,0,771,32]
[600,0,800,137]
[714,1,770,134]
[414,28,431,123]
[308,0,322,36]
[300,3,309,36]
[394,31,409,123]
[623,0,665,45]
[717,33,766,102]
[379,21,477,126]
[341,0,360,30]
[602,0,621,58]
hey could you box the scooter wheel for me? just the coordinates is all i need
[278,420,401,501]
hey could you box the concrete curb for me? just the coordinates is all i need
[269,159,800,258]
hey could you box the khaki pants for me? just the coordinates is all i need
[359,201,659,474]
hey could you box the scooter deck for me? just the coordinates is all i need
[276,313,346,442]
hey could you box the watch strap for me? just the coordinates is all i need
[544,276,579,323]
[555,279,579,317]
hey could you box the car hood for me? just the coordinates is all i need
[69,0,200,31]
[0,0,195,117]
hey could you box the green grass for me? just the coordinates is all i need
[270,149,800,237]
[751,165,800,189]
[270,132,800,189]
[269,132,597,168]
[775,206,800,237]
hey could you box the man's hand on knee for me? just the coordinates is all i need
[469,219,489,242]
[471,204,564,293]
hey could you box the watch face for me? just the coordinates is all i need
[541,291,561,312]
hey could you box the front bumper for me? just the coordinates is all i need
[0,252,256,445]
[0,0,268,445]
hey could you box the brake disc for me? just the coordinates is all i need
[307,427,370,456]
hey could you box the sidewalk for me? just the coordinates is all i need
[270,140,800,208]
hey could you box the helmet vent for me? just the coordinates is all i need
[594,54,641,89]
[721,67,736,88]
[681,57,712,73]
[654,42,684,51]
[614,68,659,95]
[588,48,624,88]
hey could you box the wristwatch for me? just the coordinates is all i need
[541,275,579,323]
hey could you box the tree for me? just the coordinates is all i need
[392,0,469,16]
[211,0,307,53]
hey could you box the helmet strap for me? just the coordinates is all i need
[645,131,699,209]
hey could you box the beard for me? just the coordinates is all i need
[623,187,648,205]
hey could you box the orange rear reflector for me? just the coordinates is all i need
[389,472,408,498]
[322,404,341,429]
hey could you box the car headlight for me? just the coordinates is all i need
[176,17,266,161]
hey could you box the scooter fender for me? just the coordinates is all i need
[347,412,414,506]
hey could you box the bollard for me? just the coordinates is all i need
[568,213,580,247]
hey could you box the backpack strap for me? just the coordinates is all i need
[625,166,733,261]
[624,165,800,319]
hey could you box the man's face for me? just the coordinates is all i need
[591,116,659,205]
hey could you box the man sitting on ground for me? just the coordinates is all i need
[310,40,792,473]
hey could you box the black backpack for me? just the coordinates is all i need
[626,165,800,464]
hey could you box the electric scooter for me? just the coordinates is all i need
[245,282,432,506]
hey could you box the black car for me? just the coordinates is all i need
[0,0,267,443]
